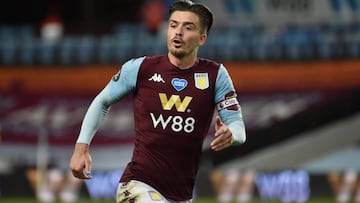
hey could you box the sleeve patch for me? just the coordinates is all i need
[217,97,239,111]
[112,69,121,82]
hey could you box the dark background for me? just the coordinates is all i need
[0,0,146,33]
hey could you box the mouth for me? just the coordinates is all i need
[172,38,183,48]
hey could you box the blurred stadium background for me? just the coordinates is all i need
[1,0,360,202]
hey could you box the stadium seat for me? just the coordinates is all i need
[199,40,216,59]
[59,36,76,65]
[136,33,158,56]
[347,42,360,58]
[97,35,115,64]
[0,26,15,39]
[111,34,135,63]
[75,35,96,64]
[16,25,35,41]
[267,39,283,61]
[220,27,245,60]
[37,40,57,65]
[0,38,17,65]
[224,0,254,16]
[19,38,36,65]
[251,33,274,61]
[344,32,360,58]
[281,28,310,60]
[2,21,360,65]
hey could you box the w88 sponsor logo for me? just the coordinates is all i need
[150,113,195,133]
[150,93,195,133]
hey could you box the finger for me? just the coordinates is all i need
[84,157,92,179]
[215,121,229,137]
[72,169,87,179]
[211,134,233,151]
[83,168,92,179]
[212,127,228,146]
[70,162,85,179]
[213,137,232,149]
[214,126,226,137]
[211,131,225,146]
[212,140,231,151]
[70,160,92,179]
[215,116,222,131]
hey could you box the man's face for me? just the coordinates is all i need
[167,11,206,59]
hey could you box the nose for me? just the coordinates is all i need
[175,25,183,36]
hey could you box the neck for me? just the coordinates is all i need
[168,52,198,69]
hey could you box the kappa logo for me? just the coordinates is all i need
[149,73,165,83]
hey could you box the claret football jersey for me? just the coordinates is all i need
[102,55,241,201]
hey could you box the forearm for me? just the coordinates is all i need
[219,110,246,145]
[228,119,246,144]
[76,89,112,144]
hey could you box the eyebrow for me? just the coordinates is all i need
[169,19,196,27]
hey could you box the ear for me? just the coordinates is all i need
[199,33,207,46]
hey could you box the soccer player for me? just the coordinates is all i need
[70,0,246,202]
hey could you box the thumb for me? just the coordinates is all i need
[215,116,222,131]
[84,156,92,178]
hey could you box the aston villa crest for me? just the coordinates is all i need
[194,73,209,90]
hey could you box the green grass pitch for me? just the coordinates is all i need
[0,198,339,203]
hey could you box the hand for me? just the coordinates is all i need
[211,116,233,151]
[70,143,92,179]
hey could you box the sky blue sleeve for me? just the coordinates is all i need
[215,64,246,144]
[76,57,145,144]
[108,56,145,101]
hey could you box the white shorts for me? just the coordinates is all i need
[116,180,192,203]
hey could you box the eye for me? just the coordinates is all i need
[184,24,195,31]
[186,26,193,30]
[169,22,177,28]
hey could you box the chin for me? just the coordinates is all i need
[169,49,186,58]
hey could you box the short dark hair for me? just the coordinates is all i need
[169,0,213,34]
